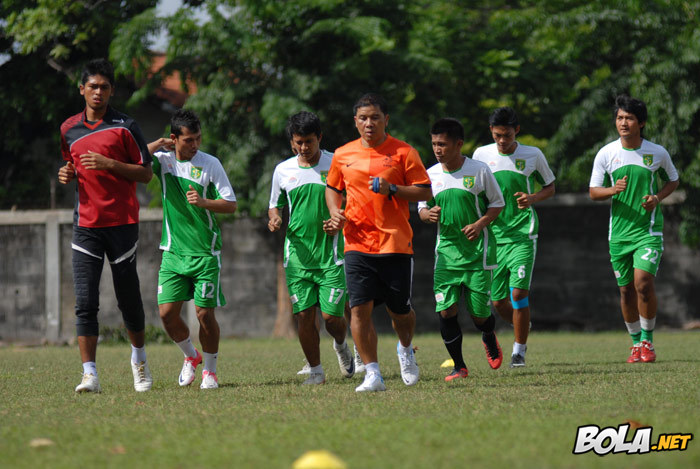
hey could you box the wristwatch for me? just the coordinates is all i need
[388,184,398,199]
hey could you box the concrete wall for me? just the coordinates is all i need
[1,196,698,343]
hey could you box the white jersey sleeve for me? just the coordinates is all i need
[210,158,236,201]
[589,149,609,187]
[269,164,284,209]
[535,150,556,186]
[480,164,505,208]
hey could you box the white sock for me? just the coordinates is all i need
[131,345,147,364]
[513,342,527,357]
[365,362,380,375]
[310,364,324,374]
[625,320,642,335]
[202,351,218,374]
[398,342,412,354]
[639,316,656,331]
[176,337,198,358]
[82,361,97,376]
[333,339,347,351]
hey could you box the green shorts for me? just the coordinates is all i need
[610,238,663,286]
[433,268,492,318]
[286,264,346,316]
[158,251,226,308]
[491,240,537,301]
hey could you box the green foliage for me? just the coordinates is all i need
[0,0,157,209]
[3,0,700,245]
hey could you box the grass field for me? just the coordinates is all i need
[1,330,698,468]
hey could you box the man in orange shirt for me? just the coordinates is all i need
[325,93,432,392]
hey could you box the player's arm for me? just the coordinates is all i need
[370,177,432,202]
[514,182,555,209]
[418,205,441,224]
[325,186,346,231]
[641,178,679,212]
[186,185,237,213]
[147,138,175,155]
[462,206,503,241]
[590,176,628,201]
[80,151,153,183]
[268,207,283,232]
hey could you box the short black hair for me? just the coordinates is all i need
[353,93,388,115]
[81,58,115,86]
[171,109,201,137]
[286,111,322,140]
[430,118,464,142]
[489,106,519,128]
[614,94,647,126]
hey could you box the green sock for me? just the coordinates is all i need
[631,331,642,344]
[641,329,653,343]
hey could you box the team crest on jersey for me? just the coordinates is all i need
[515,159,526,171]
[320,171,328,183]
[463,176,475,189]
[190,166,202,179]
[643,154,653,166]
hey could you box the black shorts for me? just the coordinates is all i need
[344,251,413,314]
[72,224,144,335]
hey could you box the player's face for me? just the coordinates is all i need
[615,109,644,140]
[291,133,322,161]
[354,105,389,147]
[432,133,463,168]
[490,125,519,155]
[79,74,114,113]
[171,126,202,161]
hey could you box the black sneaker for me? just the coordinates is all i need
[510,354,526,368]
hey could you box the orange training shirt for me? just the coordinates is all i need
[326,135,430,255]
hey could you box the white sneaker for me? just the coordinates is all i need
[354,344,365,374]
[397,342,419,386]
[297,359,311,375]
[179,350,202,386]
[131,360,153,392]
[355,372,386,392]
[334,342,355,378]
[75,373,101,393]
[200,370,219,389]
[302,371,326,385]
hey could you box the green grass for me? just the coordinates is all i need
[1,331,698,468]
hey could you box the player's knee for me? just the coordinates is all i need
[123,313,145,333]
[195,307,216,322]
[634,279,654,302]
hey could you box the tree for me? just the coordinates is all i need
[0,0,157,208]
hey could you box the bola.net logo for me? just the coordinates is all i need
[573,423,693,456]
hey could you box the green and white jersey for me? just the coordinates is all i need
[269,150,343,270]
[153,150,236,256]
[589,138,678,242]
[418,157,504,271]
[473,142,555,244]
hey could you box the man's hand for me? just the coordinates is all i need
[368,176,390,195]
[147,137,175,155]
[421,206,441,224]
[80,151,113,171]
[641,194,660,212]
[327,208,346,232]
[514,192,533,209]
[57,162,76,184]
[186,185,203,207]
[268,214,283,232]
[322,218,341,236]
[461,221,484,241]
[613,175,628,195]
